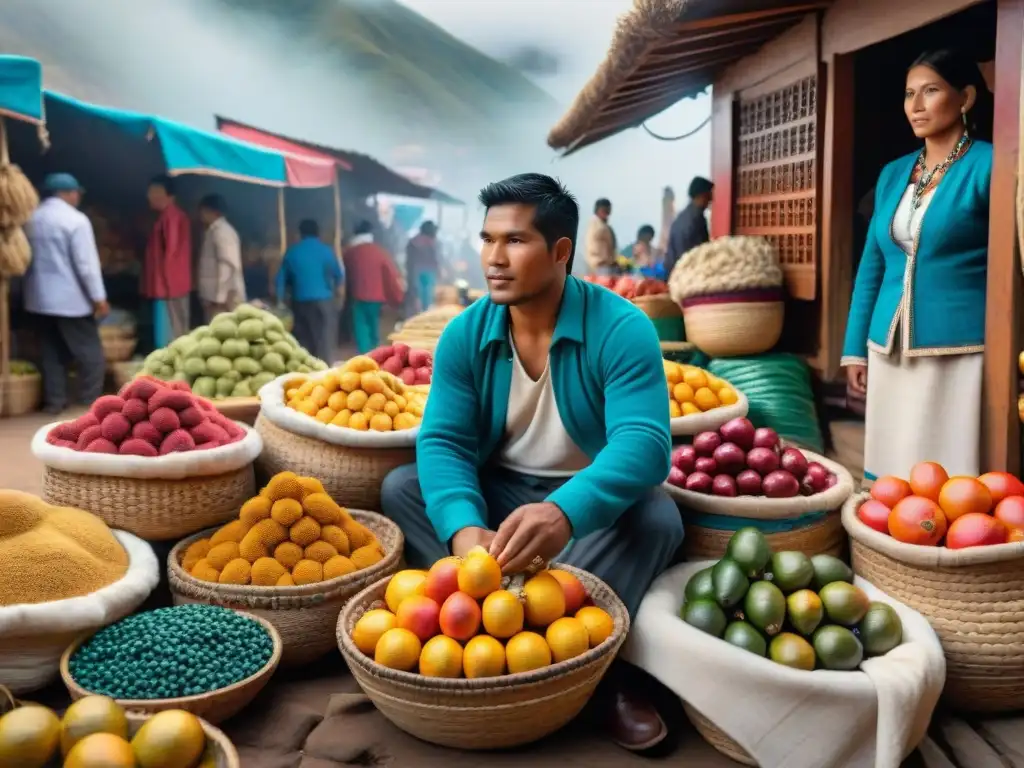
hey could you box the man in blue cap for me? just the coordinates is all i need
[23,173,108,414]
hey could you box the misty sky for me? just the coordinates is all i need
[400,0,712,244]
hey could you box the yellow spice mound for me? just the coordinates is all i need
[182,472,384,587]
[0,490,128,606]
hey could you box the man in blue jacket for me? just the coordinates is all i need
[381,173,682,752]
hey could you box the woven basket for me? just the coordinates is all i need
[61,611,282,725]
[684,704,757,766]
[843,493,1024,713]
[102,336,138,363]
[0,371,41,416]
[683,510,844,560]
[168,511,404,667]
[633,293,681,320]
[214,396,261,426]
[683,300,783,357]
[255,414,413,512]
[337,565,629,749]
[42,464,256,541]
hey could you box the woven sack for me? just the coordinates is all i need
[0,531,159,694]
[843,493,1024,713]
[32,422,261,540]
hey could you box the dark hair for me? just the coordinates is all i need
[149,174,176,196]
[637,224,655,240]
[688,177,714,198]
[354,219,374,236]
[478,173,580,274]
[198,194,225,214]
[594,198,611,213]
[910,49,993,141]
[298,219,319,238]
[420,220,438,237]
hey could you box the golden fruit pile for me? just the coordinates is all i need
[284,355,428,432]
[351,548,616,678]
[664,360,739,418]
[182,471,385,586]
[0,698,211,768]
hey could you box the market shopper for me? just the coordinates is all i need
[382,173,681,752]
[145,174,192,344]
[842,49,993,482]
[274,219,344,363]
[584,197,616,275]
[664,176,713,277]
[405,220,441,312]
[197,194,246,322]
[620,224,657,269]
[23,173,108,414]
[343,220,404,353]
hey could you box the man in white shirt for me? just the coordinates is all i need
[23,173,108,414]
[197,194,245,322]
[584,197,617,275]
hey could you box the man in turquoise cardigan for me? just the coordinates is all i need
[381,173,682,752]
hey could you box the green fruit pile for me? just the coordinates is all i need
[8,360,37,375]
[142,304,328,399]
[682,528,904,671]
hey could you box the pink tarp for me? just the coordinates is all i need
[219,123,350,189]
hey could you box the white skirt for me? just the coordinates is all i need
[864,347,983,484]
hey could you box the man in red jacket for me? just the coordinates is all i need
[343,220,404,353]
[145,175,192,344]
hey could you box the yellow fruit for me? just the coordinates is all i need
[505,631,552,674]
[545,617,590,662]
[681,401,701,416]
[265,472,305,502]
[304,541,338,564]
[350,543,384,569]
[320,524,351,556]
[301,493,342,525]
[385,570,428,612]
[130,709,206,768]
[323,555,357,579]
[292,559,324,585]
[705,374,724,393]
[393,394,408,410]
[347,390,369,411]
[693,387,719,411]
[273,541,304,569]
[309,385,330,408]
[348,412,369,431]
[669,400,682,418]
[327,390,348,412]
[717,386,739,405]
[238,496,272,526]
[374,627,421,671]
[219,558,251,585]
[358,371,385,394]
[576,606,615,647]
[384,401,400,418]
[369,413,393,432]
[0,704,60,768]
[209,519,250,546]
[481,590,525,639]
[419,635,464,678]
[189,559,220,582]
[296,380,315,398]
[296,399,318,417]
[672,382,695,403]
[522,571,566,627]
[331,409,353,427]
[315,407,337,424]
[205,541,240,570]
[181,539,211,573]
[270,498,304,527]
[61,696,128,757]
[462,635,507,678]
[683,368,708,389]
[289,516,322,547]
[393,412,418,431]
[64,732,134,768]
[250,557,287,586]
[339,371,362,392]
[342,519,376,549]
[457,550,502,599]
[663,360,683,384]
[239,518,288,562]
[276,573,295,587]
[320,373,340,393]
[352,608,398,655]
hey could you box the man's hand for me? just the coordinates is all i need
[93,300,110,319]
[489,503,572,574]
[450,526,495,558]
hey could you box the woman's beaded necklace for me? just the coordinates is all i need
[910,132,971,210]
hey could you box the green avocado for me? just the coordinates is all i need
[220,338,250,360]
[819,582,871,627]
[215,376,237,397]
[192,376,217,398]
[182,357,207,378]
[197,337,222,358]
[683,599,728,638]
[233,303,263,320]
[813,625,864,671]
[265,329,285,344]
[724,620,768,657]
[857,602,904,656]
[211,317,238,341]
[743,580,786,637]
[233,356,262,376]
[712,558,749,609]
[231,380,253,398]
[810,554,855,591]
[261,352,287,375]
[726,527,772,578]
[251,371,276,391]
[205,355,233,378]
[238,318,265,341]
[769,551,814,594]
[249,342,268,361]
[684,567,716,605]
[192,325,212,339]
[786,589,824,636]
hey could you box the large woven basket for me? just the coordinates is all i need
[683,511,845,561]
[0,371,41,416]
[683,300,783,358]
[61,611,282,725]
[843,492,1024,713]
[168,511,404,667]
[42,464,255,541]
[337,564,629,749]
[255,414,413,512]
[102,336,138,363]
[684,704,757,766]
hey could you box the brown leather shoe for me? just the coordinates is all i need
[605,688,668,752]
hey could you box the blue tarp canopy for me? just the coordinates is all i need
[44,91,288,187]
[0,56,44,124]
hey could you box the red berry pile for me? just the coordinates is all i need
[45,376,246,456]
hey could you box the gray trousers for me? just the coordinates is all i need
[291,300,337,363]
[380,464,684,619]
[166,296,190,339]
[32,313,105,409]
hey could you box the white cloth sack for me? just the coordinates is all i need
[622,561,946,768]
[0,531,160,694]
[259,373,418,448]
[670,390,749,437]
[31,421,262,480]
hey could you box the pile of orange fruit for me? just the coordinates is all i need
[664,360,739,418]
[350,548,616,678]
[856,462,1024,549]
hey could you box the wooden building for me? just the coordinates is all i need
[548,0,1024,473]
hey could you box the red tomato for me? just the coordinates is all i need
[946,512,1008,549]
[994,496,1024,531]
[856,499,892,534]
[978,472,1024,504]
[888,496,947,546]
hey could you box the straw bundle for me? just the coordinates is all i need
[0,165,38,229]
[0,226,30,278]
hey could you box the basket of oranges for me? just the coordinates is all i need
[336,549,628,749]
[664,360,747,436]
[842,463,1024,713]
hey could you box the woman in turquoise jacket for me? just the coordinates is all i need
[842,49,993,483]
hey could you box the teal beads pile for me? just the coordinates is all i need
[69,604,274,700]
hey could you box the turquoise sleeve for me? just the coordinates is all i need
[546,310,672,538]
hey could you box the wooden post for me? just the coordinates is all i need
[982,0,1024,473]
[332,170,344,261]
[277,188,287,257]
[709,90,735,238]
[0,277,8,417]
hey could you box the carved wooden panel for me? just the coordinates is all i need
[733,74,820,300]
